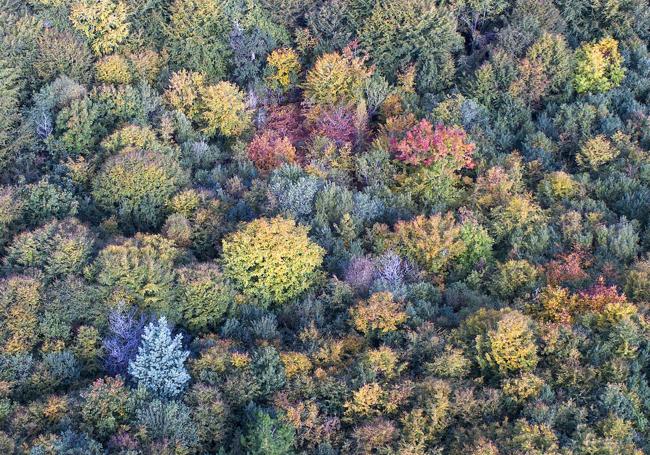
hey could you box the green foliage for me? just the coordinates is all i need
[462,308,539,378]
[94,234,180,318]
[222,217,324,307]
[576,135,619,170]
[0,275,42,353]
[19,179,78,230]
[359,0,463,93]
[136,398,199,450]
[0,59,22,171]
[385,213,466,277]
[5,218,94,280]
[166,0,232,79]
[81,376,134,440]
[185,383,230,450]
[574,37,625,94]
[200,81,252,138]
[303,50,371,107]
[34,29,93,85]
[92,149,188,232]
[176,263,234,333]
[241,408,296,455]
[69,0,129,56]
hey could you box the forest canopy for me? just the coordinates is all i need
[0,0,650,453]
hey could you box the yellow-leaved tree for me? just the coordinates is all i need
[222,217,324,307]
[70,0,129,56]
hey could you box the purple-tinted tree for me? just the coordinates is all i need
[103,305,148,376]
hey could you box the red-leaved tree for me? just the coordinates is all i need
[390,119,476,170]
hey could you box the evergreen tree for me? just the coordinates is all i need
[128,316,190,399]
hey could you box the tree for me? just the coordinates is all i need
[247,130,298,174]
[386,213,466,276]
[102,306,149,375]
[241,408,296,455]
[92,149,188,232]
[34,29,93,84]
[473,309,539,378]
[265,48,301,92]
[200,81,252,138]
[390,119,476,169]
[0,275,42,354]
[574,37,625,94]
[163,70,206,121]
[221,217,324,307]
[576,135,619,170]
[136,399,199,450]
[128,316,190,399]
[176,263,235,333]
[95,54,132,84]
[5,218,94,280]
[69,0,129,56]
[0,60,23,172]
[349,291,407,336]
[303,49,371,108]
[95,234,180,319]
[166,0,231,79]
[81,376,133,441]
[359,0,462,94]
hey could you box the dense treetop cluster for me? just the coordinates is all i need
[1,0,650,453]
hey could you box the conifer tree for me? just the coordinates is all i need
[128,316,190,399]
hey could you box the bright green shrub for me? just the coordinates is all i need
[176,263,235,333]
[222,217,324,307]
[92,149,188,232]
